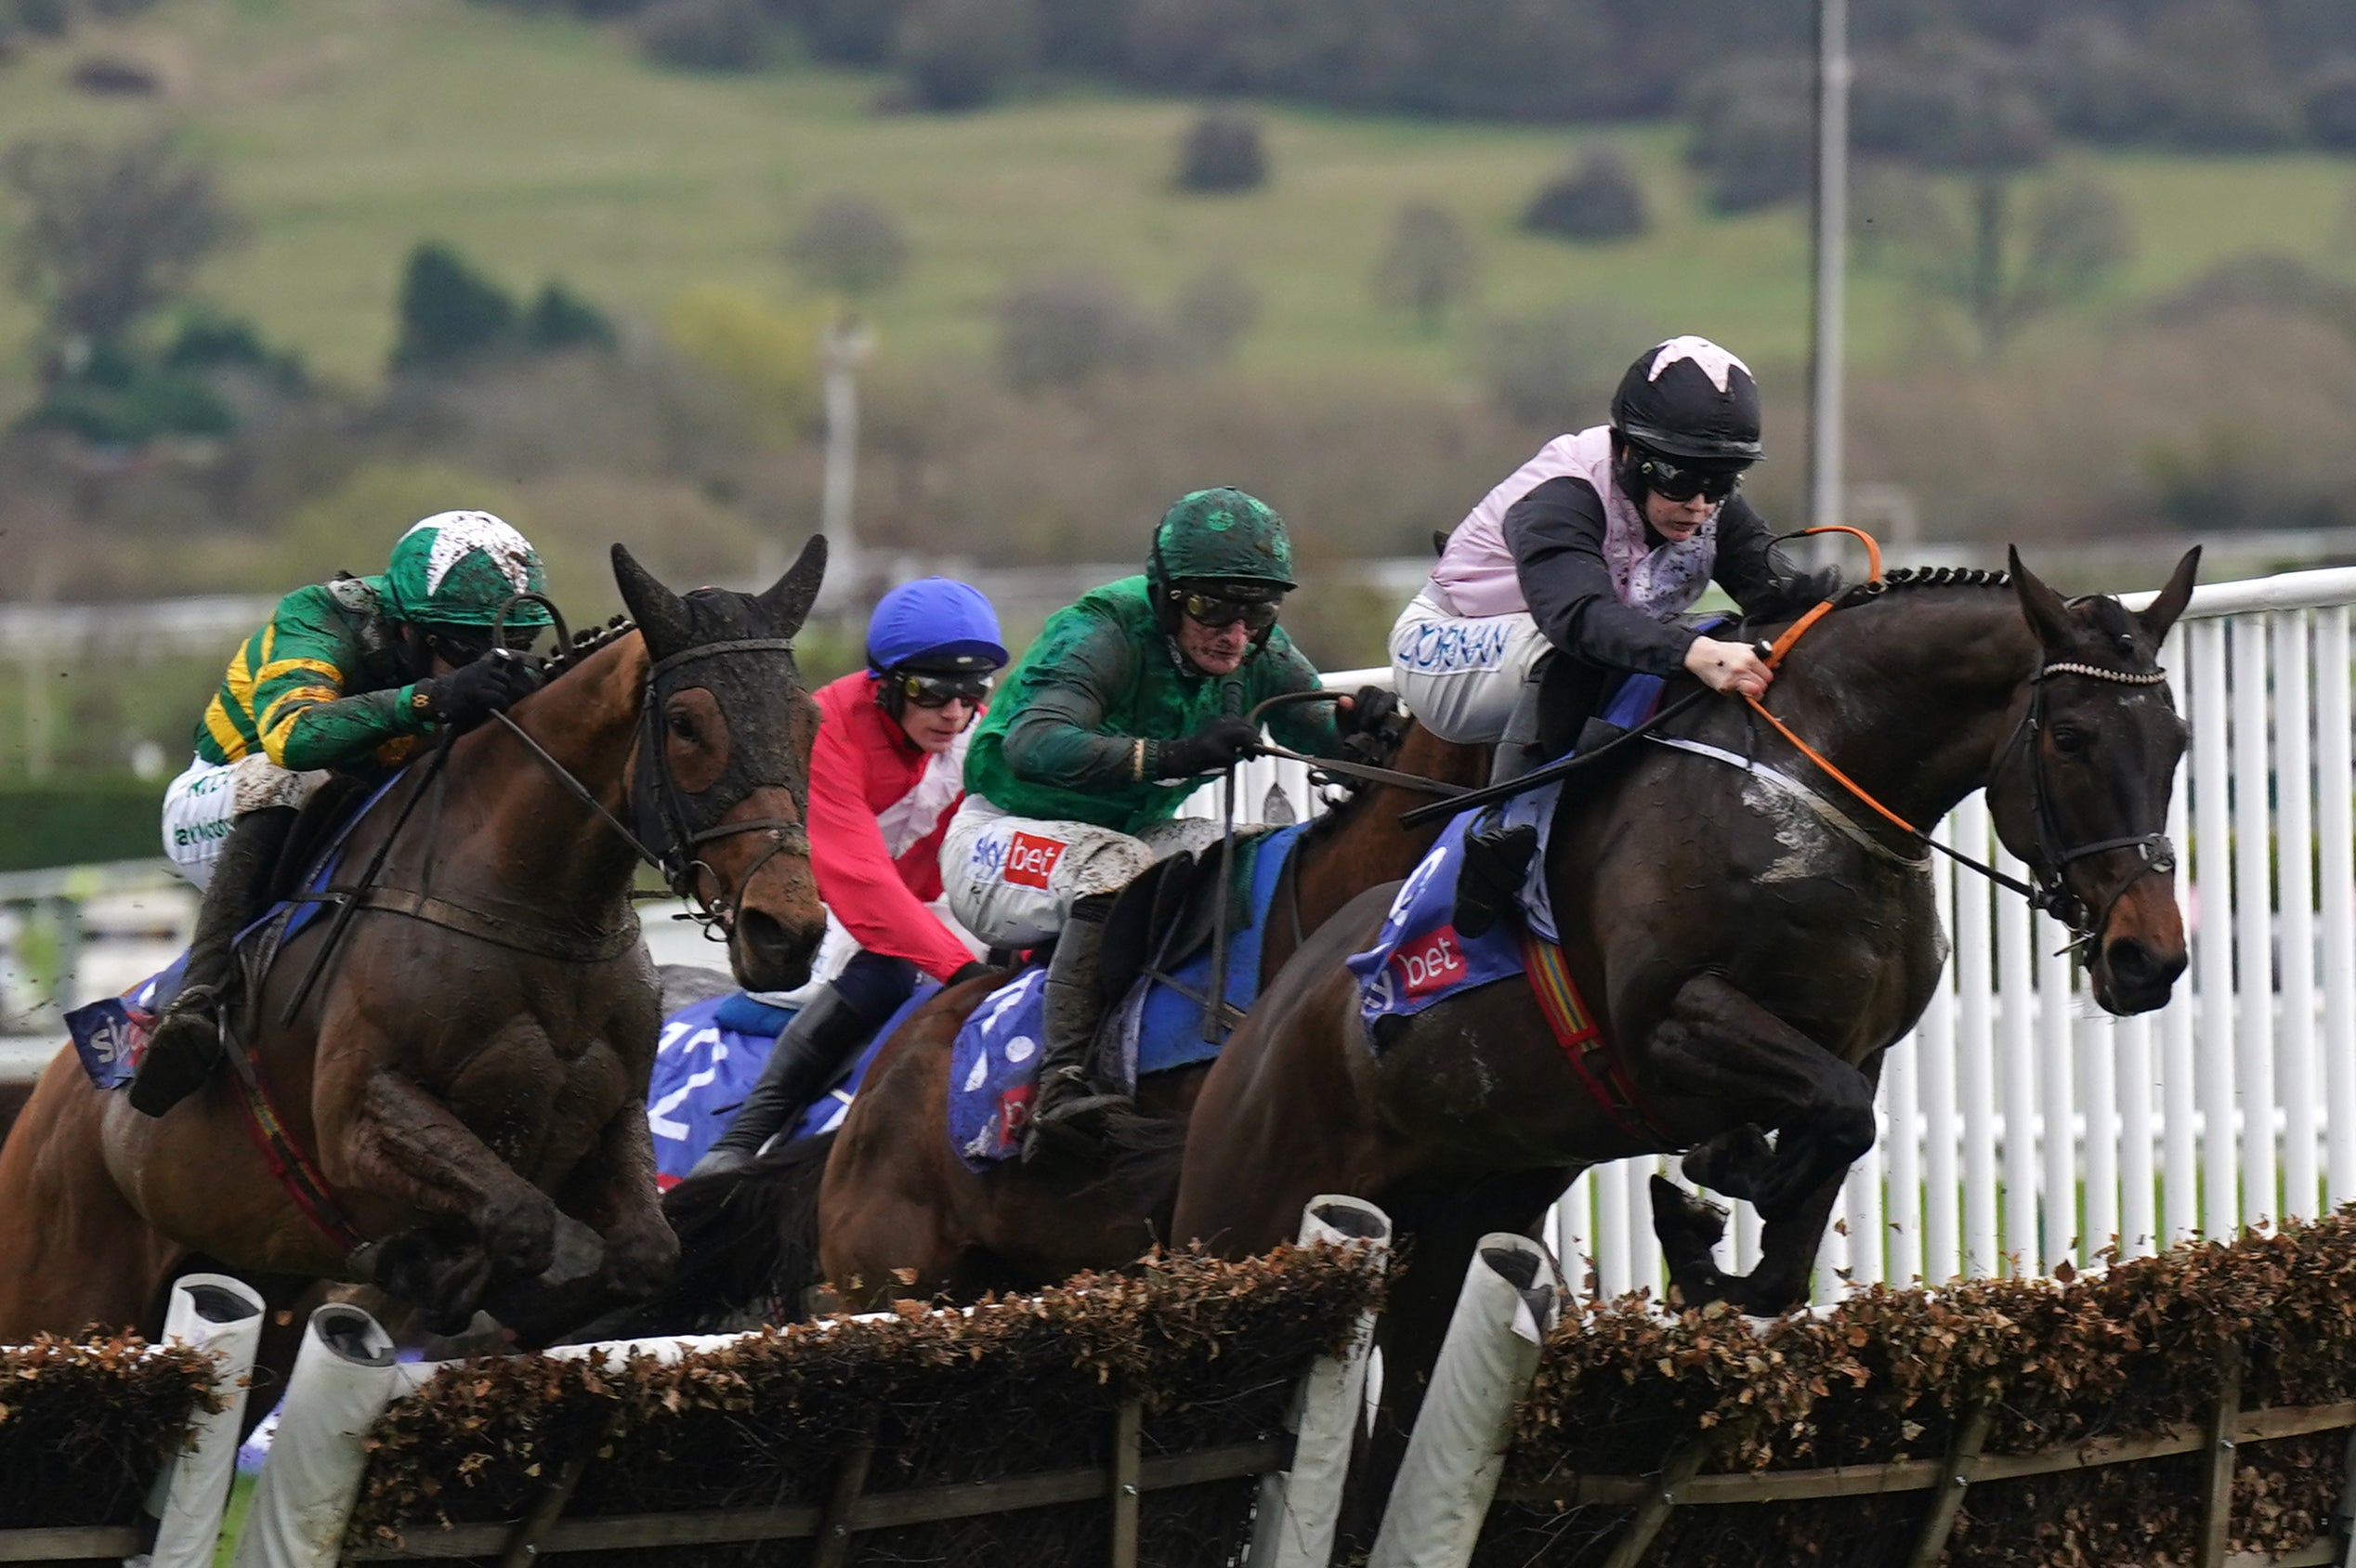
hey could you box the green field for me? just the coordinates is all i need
[0,0,2350,394]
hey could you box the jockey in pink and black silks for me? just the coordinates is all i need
[690,578,1009,1176]
[1390,335,1800,775]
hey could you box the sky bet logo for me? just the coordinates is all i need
[1002,831,1067,890]
[1390,925,1467,1000]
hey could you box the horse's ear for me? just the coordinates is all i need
[612,543,692,659]
[2008,546,2076,653]
[757,534,829,638]
[2136,546,2202,647]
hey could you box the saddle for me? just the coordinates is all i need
[1095,830,1270,1038]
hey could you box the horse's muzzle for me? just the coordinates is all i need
[729,906,821,994]
[2093,934,2187,1016]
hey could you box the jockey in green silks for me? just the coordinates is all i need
[940,487,1395,1160]
[136,511,554,1117]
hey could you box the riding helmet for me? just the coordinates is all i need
[1608,336,1764,464]
[864,578,1008,675]
[1148,487,1297,595]
[380,512,554,631]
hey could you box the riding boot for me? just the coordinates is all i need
[1453,808,1538,941]
[689,984,871,1178]
[131,805,297,1117]
[1023,893,1123,1163]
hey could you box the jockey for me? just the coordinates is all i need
[943,487,1394,1158]
[135,511,550,1117]
[688,578,1008,1177]
[1390,334,1801,930]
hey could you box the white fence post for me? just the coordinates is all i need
[1367,1235,1560,1568]
[137,1274,267,1568]
[232,1304,397,1568]
[1248,1196,1394,1568]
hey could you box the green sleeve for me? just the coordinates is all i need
[1261,638,1347,760]
[999,620,1154,790]
[253,588,430,770]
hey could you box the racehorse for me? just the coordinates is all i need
[636,717,1486,1326]
[1171,548,2200,1509]
[0,541,831,1352]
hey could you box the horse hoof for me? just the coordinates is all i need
[482,1196,560,1280]
[1647,1174,1726,1248]
[1682,1125,1773,1200]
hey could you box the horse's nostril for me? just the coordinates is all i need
[2102,935,2187,999]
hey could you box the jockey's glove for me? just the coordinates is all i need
[1343,684,1401,736]
[1155,715,1262,779]
[946,960,996,988]
[418,649,540,732]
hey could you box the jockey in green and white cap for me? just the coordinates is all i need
[137,511,553,1118]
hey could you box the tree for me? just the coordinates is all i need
[1372,201,1477,334]
[634,0,768,72]
[1522,145,1647,242]
[1173,109,1266,193]
[785,194,910,299]
[1874,168,2135,357]
[522,281,617,352]
[895,0,1036,111]
[389,242,517,374]
[0,132,242,358]
[996,268,1160,391]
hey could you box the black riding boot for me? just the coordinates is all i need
[689,984,872,1178]
[1453,807,1538,941]
[131,805,297,1117]
[1023,893,1123,1163]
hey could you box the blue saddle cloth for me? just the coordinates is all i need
[63,777,399,1091]
[646,982,936,1186]
[1344,672,1668,1044]
[946,822,1307,1172]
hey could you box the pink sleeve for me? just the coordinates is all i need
[807,709,978,984]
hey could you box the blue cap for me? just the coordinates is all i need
[865,577,1008,673]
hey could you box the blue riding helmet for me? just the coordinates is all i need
[865,578,1009,675]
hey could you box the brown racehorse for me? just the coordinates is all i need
[1171,549,2200,1510]
[0,541,831,1350]
[631,719,1486,1326]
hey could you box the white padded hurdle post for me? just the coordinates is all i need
[1367,1233,1561,1568]
[231,1303,398,1568]
[135,1273,268,1568]
[1247,1195,1394,1568]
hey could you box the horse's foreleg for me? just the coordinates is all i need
[1651,1168,1846,1316]
[1644,974,1875,1221]
[562,1101,679,1304]
[326,1068,558,1300]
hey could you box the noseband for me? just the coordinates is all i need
[2004,660,2178,954]
[628,637,813,936]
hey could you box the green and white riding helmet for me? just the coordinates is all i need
[1147,487,1298,633]
[379,511,554,639]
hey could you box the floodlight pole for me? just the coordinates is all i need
[820,312,873,604]
[1807,0,1852,544]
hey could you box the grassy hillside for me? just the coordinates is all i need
[0,0,2350,395]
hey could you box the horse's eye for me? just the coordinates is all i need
[2050,725,2089,755]
[669,712,700,741]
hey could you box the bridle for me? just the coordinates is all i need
[1994,658,2178,955]
[625,637,813,936]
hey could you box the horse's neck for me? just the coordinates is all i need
[415,633,652,908]
[1779,593,2035,828]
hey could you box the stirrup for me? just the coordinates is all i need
[128,987,229,1118]
[1454,820,1538,940]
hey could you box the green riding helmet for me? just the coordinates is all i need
[1147,487,1298,595]
[379,511,554,631]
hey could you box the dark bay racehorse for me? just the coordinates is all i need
[1172,548,2199,1502]
[638,720,1486,1325]
[0,542,831,1348]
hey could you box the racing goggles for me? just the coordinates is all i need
[896,670,994,709]
[1177,591,1282,634]
[1632,449,1746,504]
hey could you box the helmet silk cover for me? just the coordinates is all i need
[384,511,553,630]
[1610,335,1763,464]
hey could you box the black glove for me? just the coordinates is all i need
[1155,715,1262,779]
[946,960,996,988]
[417,650,538,731]
[1343,684,1401,737]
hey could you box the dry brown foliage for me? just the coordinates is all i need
[1481,1209,2356,1567]
[350,1240,1385,1565]
[0,1331,219,1529]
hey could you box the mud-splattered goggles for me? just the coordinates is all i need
[897,671,994,709]
[1633,449,1745,504]
[1178,592,1282,634]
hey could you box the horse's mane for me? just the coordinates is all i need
[537,615,637,684]
[1833,564,2012,610]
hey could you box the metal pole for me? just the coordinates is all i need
[1807,0,1852,545]
[819,315,872,605]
